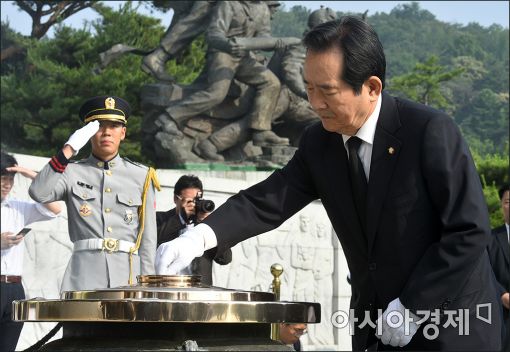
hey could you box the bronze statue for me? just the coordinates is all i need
[140,3,337,167]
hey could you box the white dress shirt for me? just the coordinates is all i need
[342,94,383,181]
[1,198,57,276]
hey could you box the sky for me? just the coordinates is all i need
[1,1,508,37]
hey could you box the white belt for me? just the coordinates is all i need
[73,238,138,255]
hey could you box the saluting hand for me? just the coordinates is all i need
[65,120,100,156]
[5,166,37,180]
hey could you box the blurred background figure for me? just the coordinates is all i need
[279,323,308,351]
[1,151,61,352]
[156,175,231,285]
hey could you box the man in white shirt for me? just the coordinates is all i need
[1,151,62,352]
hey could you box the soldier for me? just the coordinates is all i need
[29,96,160,292]
[141,1,217,82]
[165,0,289,156]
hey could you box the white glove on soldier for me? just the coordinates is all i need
[65,120,100,155]
[376,297,420,347]
[155,224,217,275]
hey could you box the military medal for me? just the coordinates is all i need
[79,202,92,217]
[124,210,134,224]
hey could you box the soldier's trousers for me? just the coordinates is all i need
[166,51,280,131]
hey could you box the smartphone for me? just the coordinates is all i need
[12,228,31,237]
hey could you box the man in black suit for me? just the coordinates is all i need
[489,184,509,348]
[155,175,231,285]
[156,17,502,350]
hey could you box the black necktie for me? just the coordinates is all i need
[347,136,367,233]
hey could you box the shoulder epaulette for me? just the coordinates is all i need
[124,157,148,170]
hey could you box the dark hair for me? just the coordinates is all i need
[302,16,386,94]
[1,151,17,176]
[174,175,203,196]
[498,184,509,200]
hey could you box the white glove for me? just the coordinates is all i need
[376,297,420,347]
[65,120,100,155]
[155,229,207,275]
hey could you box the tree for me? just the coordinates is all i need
[1,2,165,162]
[388,55,463,112]
[1,1,97,61]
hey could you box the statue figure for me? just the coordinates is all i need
[163,1,290,156]
[140,3,337,167]
[192,5,337,157]
[141,1,218,82]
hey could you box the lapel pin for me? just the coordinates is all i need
[388,147,395,155]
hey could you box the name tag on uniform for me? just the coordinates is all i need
[77,181,93,190]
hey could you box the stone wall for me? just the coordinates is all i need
[11,153,352,351]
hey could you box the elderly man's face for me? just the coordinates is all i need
[304,47,379,136]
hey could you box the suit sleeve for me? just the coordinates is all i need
[140,183,157,275]
[205,127,319,256]
[400,115,492,311]
[213,248,232,265]
[488,231,508,296]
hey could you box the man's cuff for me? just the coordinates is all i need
[194,223,217,250]
[49,150,70,173]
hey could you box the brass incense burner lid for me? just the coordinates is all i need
[137,274,202,287]
[14,275,321,324]
[61,275,275,301]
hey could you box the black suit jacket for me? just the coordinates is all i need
[156,208,232,286]
[489,225,509,329]
[204,93,502,350]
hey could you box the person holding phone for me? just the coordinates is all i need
[1,151,62,352]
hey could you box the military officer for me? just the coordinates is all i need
[29,96,160,292]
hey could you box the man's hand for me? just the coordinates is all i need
[227,39,247,57]
[5,166,37,180]
[155,229,206,274]
[376,297,420,347]
[1,232,23,250]
[65,120,100,156]
[502,292,509,309]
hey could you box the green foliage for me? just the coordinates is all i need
[271,5,310,37]
[0,1,204,164]
[388,55,463,113]
[166,35,206,84]
[471,147,509,227]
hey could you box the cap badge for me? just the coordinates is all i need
[105,97,116,109]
